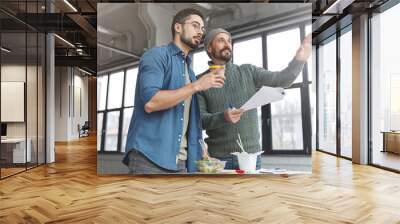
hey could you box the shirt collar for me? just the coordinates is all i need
[168,42,193,65]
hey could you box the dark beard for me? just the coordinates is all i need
[180,29,199,50]
[212,48,231,62]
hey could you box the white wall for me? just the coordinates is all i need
[1,64,46,163]
[55,67,89,141]
[1,65,34,138]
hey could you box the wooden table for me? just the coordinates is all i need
[381,131,400,154]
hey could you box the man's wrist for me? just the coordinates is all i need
[191,82,201,93]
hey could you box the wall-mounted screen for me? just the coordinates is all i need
[1,82,25,122]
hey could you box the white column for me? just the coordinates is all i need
[352,14,369,164]
[46,32,55,163]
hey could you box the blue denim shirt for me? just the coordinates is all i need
[122,43,203,172]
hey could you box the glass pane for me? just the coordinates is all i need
[306,24,312,83]
[121,108,134,153]
[97,113,103,151]
[124,68,138,107]
[257,107,262,147]
[310,86,316,151]
[271,88,303,150]
[306,24,312,36]
[97,75,108,110]
[318,37,337,154]
[307,26,316,151]
[107,71,124,109]
[1,31,27,177]
[104,111,120,152]
[371,4,400,171]
[38,33,45,165]
[233,37,262,67]
[27,32,38,168]
[233,37,263,149]
[267,28,302,83]
[193,50,209,76]
[340,29,352,158]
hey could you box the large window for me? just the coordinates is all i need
[370,3,400,171]
[233,37,263,67]
[192,25,313,155]
[193,51,209,76]
[267,28,308,151]
[340,28,352,158]
[193,24,315,154]
[318,36,337,155]
[271,88,303,150]
[97,67,138,153]
[316,26,353,159]
[97,75,108,111]
[107,71,124,109]
[268,28,302,83]
[233,37,263,147]
[104,111,120,152]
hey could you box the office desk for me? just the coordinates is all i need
[382,131,400,154]
[1,138,31,163]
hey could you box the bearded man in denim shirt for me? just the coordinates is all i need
[123,8,225,174]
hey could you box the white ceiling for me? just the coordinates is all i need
[97,3,311,69]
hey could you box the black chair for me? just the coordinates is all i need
[79,121,90,138]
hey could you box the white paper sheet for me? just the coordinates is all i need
[240,86,285,111]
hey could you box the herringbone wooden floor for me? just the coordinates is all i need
[1,135,400,224]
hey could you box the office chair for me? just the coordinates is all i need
[79,121,90,138]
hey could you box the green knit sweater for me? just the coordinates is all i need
[197,59,305,157]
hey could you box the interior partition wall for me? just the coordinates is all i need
[0,1,46,179]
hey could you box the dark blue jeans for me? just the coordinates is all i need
[214,155,262,170]
[127,149,186,174]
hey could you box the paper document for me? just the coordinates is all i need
[240,86,285,111]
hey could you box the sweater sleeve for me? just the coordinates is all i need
[197,91,229,131]
[248,58,305,89]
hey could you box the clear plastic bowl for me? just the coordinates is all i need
[196,159,226,173]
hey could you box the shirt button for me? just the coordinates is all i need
[181,118,183,121]
[178,138,181,142]
[182,103,185,106]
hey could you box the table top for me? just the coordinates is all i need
[381,131,400,134]
[198,169,311,175]
[1,138,28,143]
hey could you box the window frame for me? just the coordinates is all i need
[315,24,353,160]
[231,22,313,155]
[97,66,137,154]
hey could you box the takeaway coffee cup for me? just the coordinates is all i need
[231,151,263,173]
[209,65,225,79]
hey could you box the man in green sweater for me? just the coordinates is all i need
[197,28,312,170]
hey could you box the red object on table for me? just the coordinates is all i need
[235,169,245,174]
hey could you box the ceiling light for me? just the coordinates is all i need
[1,47,11,53]
[323,0,354,15]
[78,67,93,76]
[63,0,78,12]
[54,34,75,48]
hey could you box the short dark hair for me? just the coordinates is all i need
[171,8,204,39]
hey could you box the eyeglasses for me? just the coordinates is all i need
[180,22,206,33]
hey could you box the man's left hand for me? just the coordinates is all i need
[295,33,312,62]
